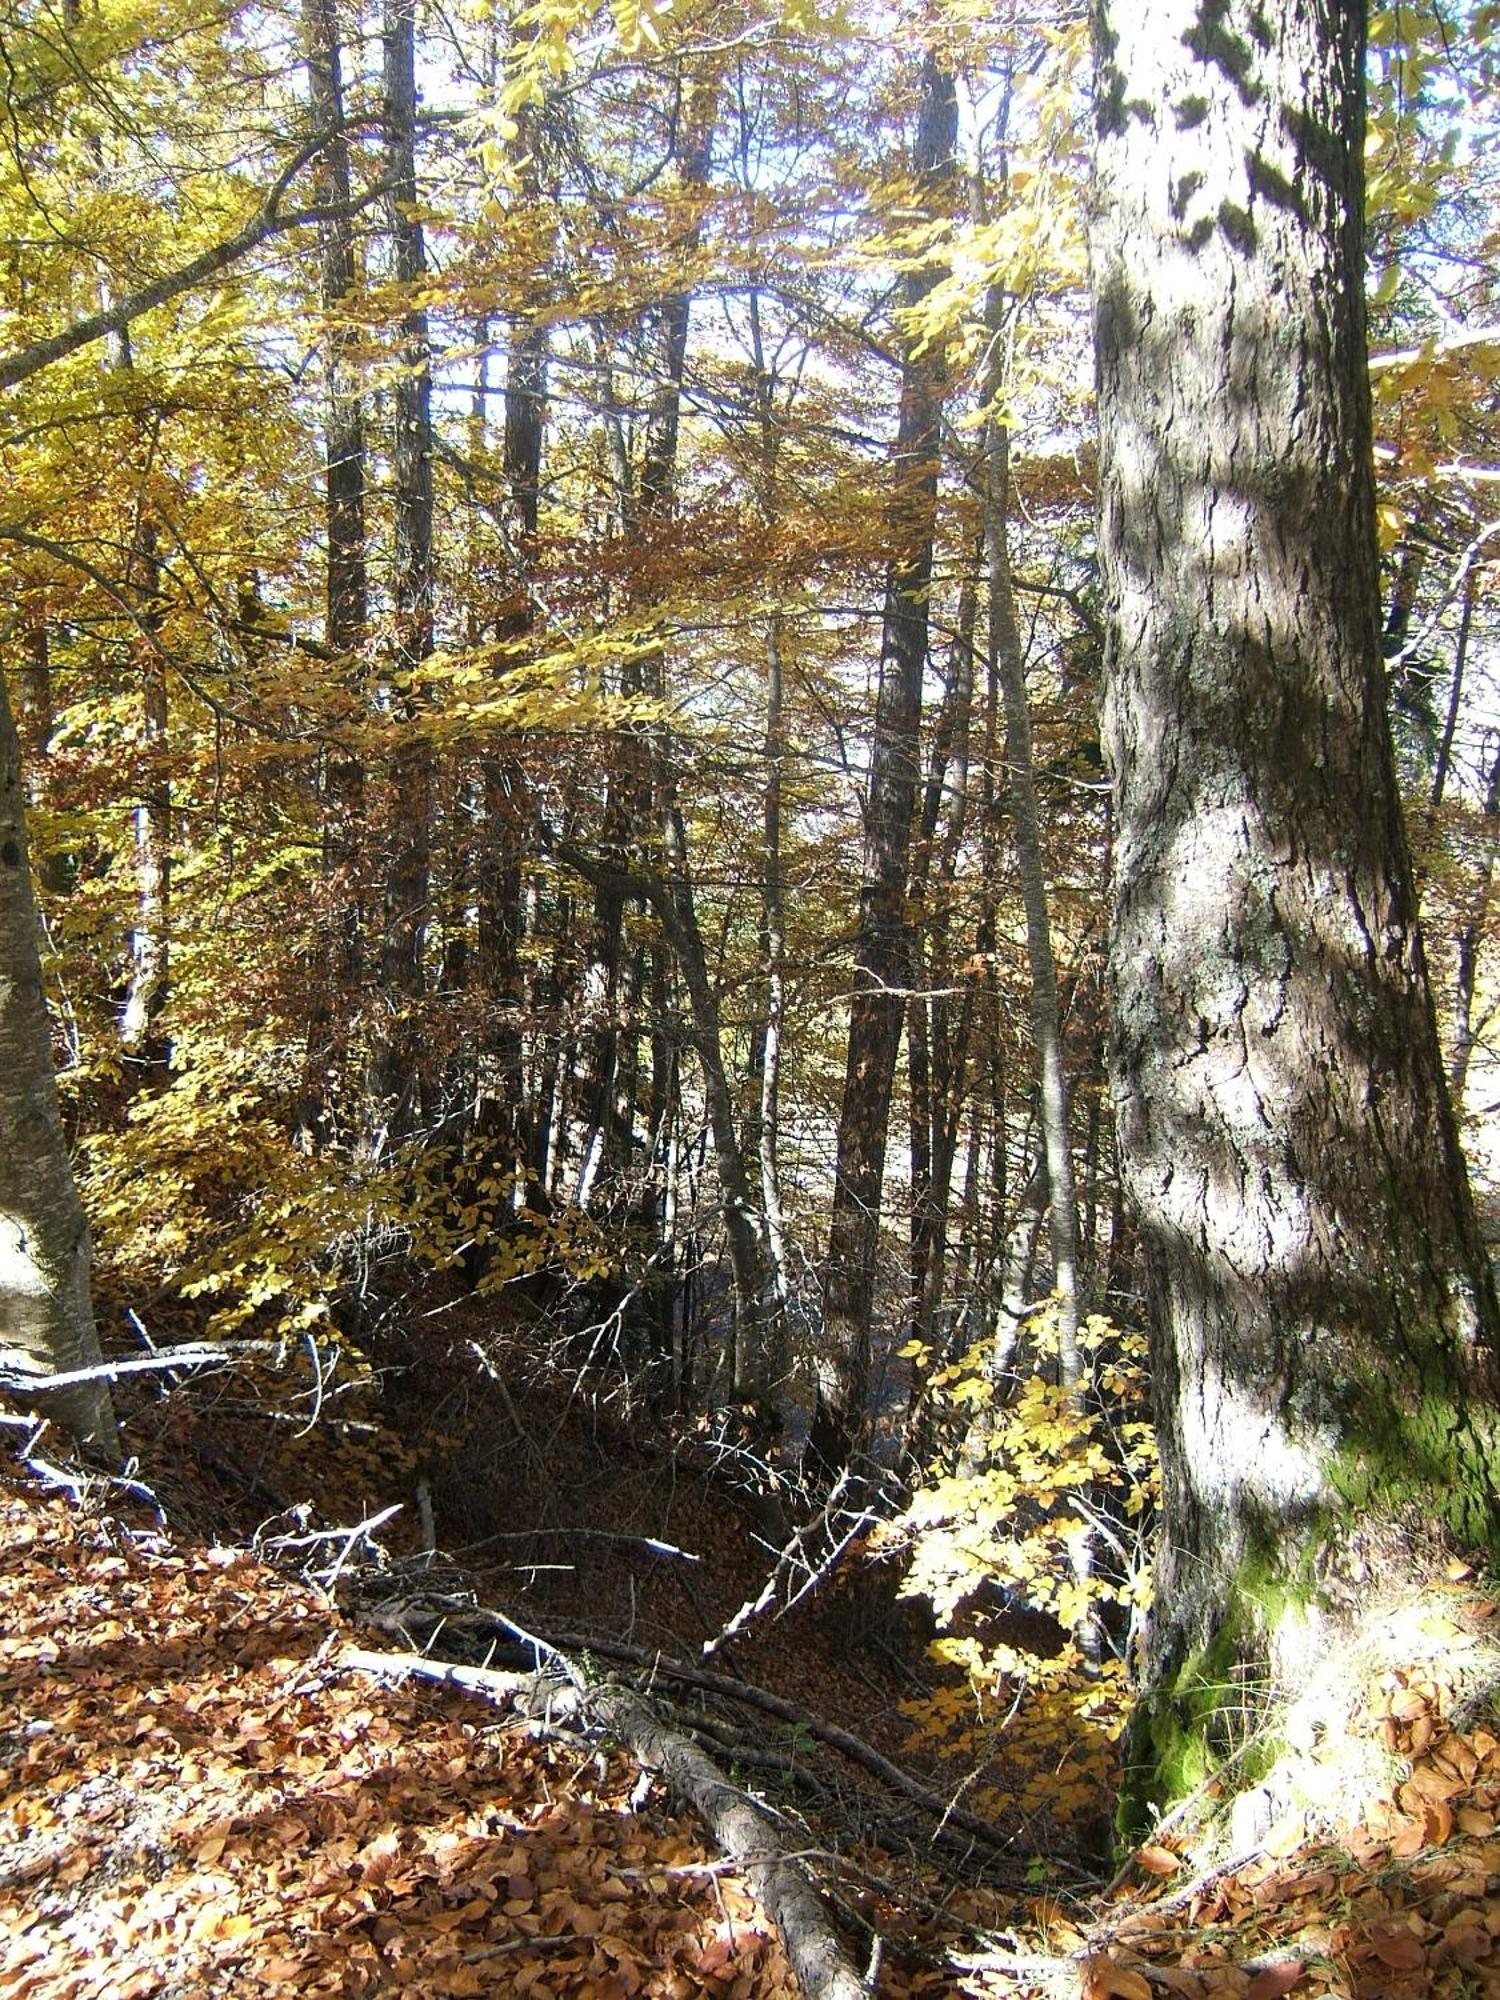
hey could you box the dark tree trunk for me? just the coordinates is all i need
[578,81,716,1213]
[301,0,367,1130]
[812,56,957,1476]
[377,0,434,1126]
[1090,0,1500,1819]
[1450,738,1500,1106]
[906,577,976,1371]
[304,0,367,659]
[471,312,547,1203]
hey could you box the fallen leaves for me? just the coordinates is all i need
[0,1473,795,2000]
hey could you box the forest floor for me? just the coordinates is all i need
[5,1326,1500,1999]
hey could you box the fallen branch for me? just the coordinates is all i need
[0,1342,280,1395]
[542,1628,1025,1865]
[344,1644,871,2000]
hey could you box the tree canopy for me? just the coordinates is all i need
[3,0,1500,1972]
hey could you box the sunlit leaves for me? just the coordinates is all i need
[881,1307,1158,1825]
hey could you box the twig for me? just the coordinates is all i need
[0,1342,280,1394]
[324,1504,403,1592]
[703,1472,856,1659]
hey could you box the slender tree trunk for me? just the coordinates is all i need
[377,0,434,1128]
[579,82,716,1212]
[474,311,548,1198]
[16,619,69,898]
[0,669,116,1453]
[1451,737,1500,1106]
[746,281,791,1390]
[812,57,957,1476]
[983,305,1081,1384]
[757,609,792,1370]
[304,0,367,659]
[1090,0,1500,1820]
[301,0,367,1135]
[1430,569,1476,816]
[906,576,976,1370]
[120,519,169,1059]
[556,829,769,1405]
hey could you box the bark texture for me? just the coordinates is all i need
[813,56,957,1476]
[377,0,434,1123]
[0,671,116,1452]
[1089,0,1500,1812]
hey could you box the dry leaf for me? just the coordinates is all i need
[1368,1930,1425,1971]
[1246,1964,1303,1998]
[1083,1957,1153,2000]
[1137,1843,1181,1877]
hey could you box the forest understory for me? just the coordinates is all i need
[7,1304,1500,2000]
[4,0,1500,1992]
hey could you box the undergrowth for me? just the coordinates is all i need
[879,1308,1159,1829]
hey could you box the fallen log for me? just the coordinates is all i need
[534,1628,1026,1866]
[343,1644,871,2000]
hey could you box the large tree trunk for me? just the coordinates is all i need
[0,670,116,1453]
[812,56,957,1477]
[1090,0,1500,1820]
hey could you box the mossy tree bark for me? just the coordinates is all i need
[1088,0,1500,1824]
[0,670,117,1454]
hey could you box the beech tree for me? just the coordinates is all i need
[1088,0,1500,1813]
[814,53,959,1475]
[0,667,116,1453]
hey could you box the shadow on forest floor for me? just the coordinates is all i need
[5,1338,1500,2000]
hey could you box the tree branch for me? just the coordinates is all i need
[0,127,397,392]
[344,1644,872,2000]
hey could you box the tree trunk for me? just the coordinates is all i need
[0,669,116,1453]
[119,519,170,1060]
[983,310,1082,1384]
[578,80,716,1213]
[377,0,434,1128]
[1450,737,1500,1106]
[304,0,367,659]
[812,55,957,1477]
[906,577,976,1376]
[1090,0,1500,1821]
[301,0,367,1134]
[16,619,70,898]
